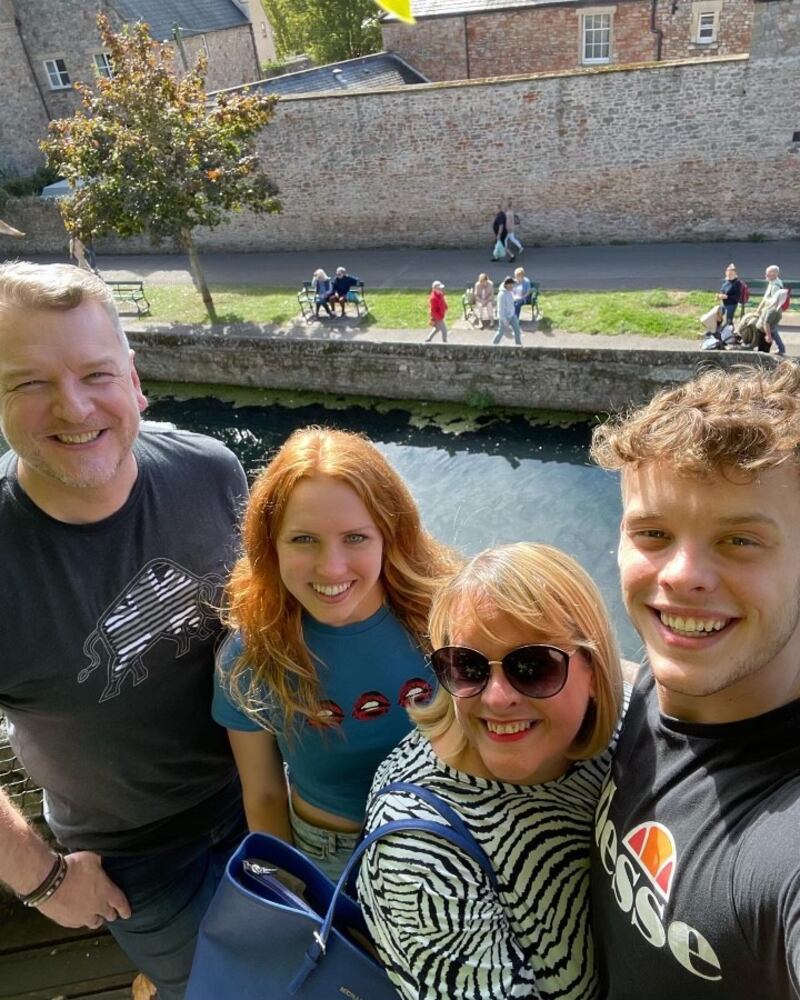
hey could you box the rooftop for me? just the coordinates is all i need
[225,52,427,98]
[111,0,249,42]
[382,0,578,19]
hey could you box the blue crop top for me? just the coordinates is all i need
[212,606,434,822]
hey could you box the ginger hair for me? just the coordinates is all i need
[224,426,461,733]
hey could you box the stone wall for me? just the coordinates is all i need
[179,25,260,92]
[1,1,797,257]
[127,327,776,414]
[382,0,754,80]
[0,1,51,176]
[0,0,263,178]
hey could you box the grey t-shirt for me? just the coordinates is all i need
[0,428,247,853]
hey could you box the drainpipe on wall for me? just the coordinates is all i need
[9,0,52,122]
[172,23,189,71]
[463,15,471,79]
[650,0,663,60]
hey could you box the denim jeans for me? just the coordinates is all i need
[772,324,786,354]
[101,800,247,1000]
[493,316,522,345]
[723,302,738,325]
[288,798,359,881]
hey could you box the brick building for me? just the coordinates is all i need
[0,0,275,176]
[381,0,754,81]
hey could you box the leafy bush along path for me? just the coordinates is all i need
[146,286,712,339]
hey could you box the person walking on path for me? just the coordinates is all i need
[717,263,743,326]
[755,264,787,355]
[491,205,508,261]
[493,276,523,345]
[505,201,523,259]
[426,281,448,343]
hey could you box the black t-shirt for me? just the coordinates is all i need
[0,428,247,853]
[591,669,800,999]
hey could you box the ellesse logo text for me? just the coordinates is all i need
[595,777,723,982]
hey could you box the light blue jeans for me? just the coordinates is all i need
[493,316,522,345]
[288,797,359,881]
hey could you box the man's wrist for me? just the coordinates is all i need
[17,852,68,907]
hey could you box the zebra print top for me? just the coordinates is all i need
[357,727,616,1000]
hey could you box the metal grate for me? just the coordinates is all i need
[0,714,43,819]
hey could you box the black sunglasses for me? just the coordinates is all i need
[429,644,573,700]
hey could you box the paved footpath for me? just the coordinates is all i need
[28,240,799,354]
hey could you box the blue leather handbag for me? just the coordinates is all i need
[186,781,499,999]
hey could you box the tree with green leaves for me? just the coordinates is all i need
[41,14,280,321]
[263,0,381,65]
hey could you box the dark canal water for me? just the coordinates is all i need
[143,387,641,659]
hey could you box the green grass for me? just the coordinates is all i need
[144,285,712,339]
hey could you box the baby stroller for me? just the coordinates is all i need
[698,304,741,351]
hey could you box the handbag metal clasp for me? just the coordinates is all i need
[313,931,327,955]
[243,860,277,877]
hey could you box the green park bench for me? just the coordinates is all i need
[462,281,540,324]
[297,280,369,321]
[104,278,151,317]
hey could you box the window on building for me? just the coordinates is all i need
[691,0,721,45]
[43,58,71,90]
[696,11,717,42]
[94,52,113,78]
[582,13,612,64]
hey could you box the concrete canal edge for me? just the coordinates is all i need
[126,327,779,415]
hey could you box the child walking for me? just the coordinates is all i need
[425,280,448,343]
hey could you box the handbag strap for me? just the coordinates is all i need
[288,781,500,994]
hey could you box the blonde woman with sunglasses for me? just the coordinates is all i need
[358,542,625,1000]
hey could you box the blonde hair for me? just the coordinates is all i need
[225,427,461,733]
[412,542,622,761]
[0,260,125,346]
[591,363,800,479]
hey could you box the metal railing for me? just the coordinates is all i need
[0,714,43,820]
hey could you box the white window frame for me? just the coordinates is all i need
[43,57,71,90]
[94,52,113,78]
[691,0,722,45]
[580,8,614,65]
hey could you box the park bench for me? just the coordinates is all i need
[297,280,369,321]
[462,281,540,324]
[104,279,151,317]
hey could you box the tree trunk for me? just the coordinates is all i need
[180,228,217,322]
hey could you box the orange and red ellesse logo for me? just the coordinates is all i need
[596,777,723,982]
[622,822,676,899]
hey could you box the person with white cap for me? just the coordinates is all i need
[426,281,448,343]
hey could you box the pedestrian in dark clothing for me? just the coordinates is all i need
[330,266,360,317]
[717,263,743,326]
[491,205,511,261]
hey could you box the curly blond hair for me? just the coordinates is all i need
[591,363,800,479]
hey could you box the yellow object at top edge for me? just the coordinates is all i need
[375,0,416,24]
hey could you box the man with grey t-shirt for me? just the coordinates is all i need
[0,262,248,999]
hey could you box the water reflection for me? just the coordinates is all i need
[143,393,641,660]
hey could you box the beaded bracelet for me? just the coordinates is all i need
[17,853,68,908]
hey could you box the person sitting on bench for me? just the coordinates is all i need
[329,267,361,317]
[311,269,334,319]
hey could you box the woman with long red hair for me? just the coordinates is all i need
[213,426,460,877]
